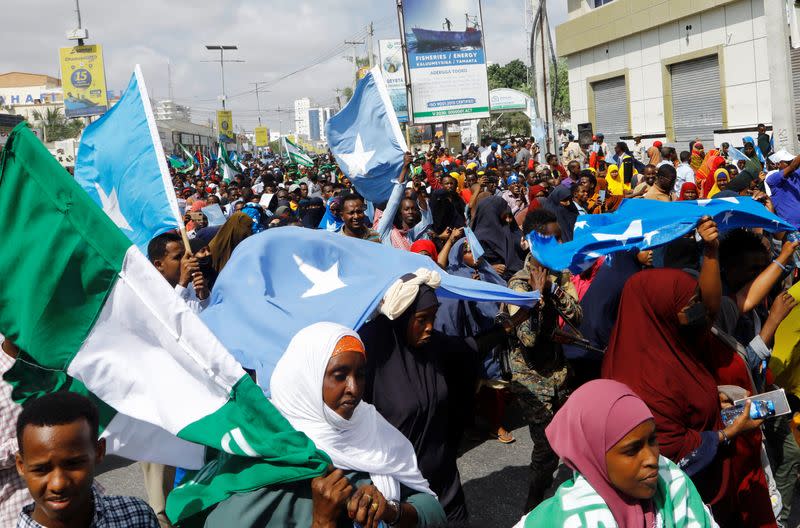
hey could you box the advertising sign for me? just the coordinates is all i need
[489,88,529,112]
[254,126,269,146]
[378,39,408,123]
[399,0,490,124]
[58,44,109,118]
[216,110,234,141]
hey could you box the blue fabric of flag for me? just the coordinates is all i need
[528,197,794,273]
[201,227,539,391]
[75,67,180,254]
[464,227,485,262]
[326,66,408,204]
[729,146,750,162]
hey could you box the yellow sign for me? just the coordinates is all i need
[254,127,268,147]
[216,110,234,140]
[59,44,109,118]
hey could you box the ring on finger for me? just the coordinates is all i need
[371,502,379,511]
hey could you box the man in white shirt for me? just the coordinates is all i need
[674,150,695,195]
[632,136,647,164]
[147,231,209,314]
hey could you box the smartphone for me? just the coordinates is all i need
[721,388,791,426]
[598,190,606,202]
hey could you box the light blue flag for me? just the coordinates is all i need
[529,196,794,273]
[326,66,408,204]
[75,65,181,254]
[201,204,226,227]
[729,146,750,162]
[201,227,539,390]
[463,227,485,262]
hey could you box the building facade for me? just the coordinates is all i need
[153,100,191,122]
[0,72,64,123]
[294,97,311,138]
[556,0,798,151]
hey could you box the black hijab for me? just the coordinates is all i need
[358,286,478,523]
[430,188,466,234]
[300,197,325,229]
[471,195,525,279]
[544,185,579,242]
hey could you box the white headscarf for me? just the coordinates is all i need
[269,322,434,501]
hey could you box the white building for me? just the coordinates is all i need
[294,97,311,138]
[556,0,799,152]
[0,72,64,123]
[153,100,191,122]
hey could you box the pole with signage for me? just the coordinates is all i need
[59,45,109,118]
[378,39,409,123]
[397,0,491,124]
[254,127,268,147]
[216,110,234,142]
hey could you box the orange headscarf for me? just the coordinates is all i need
[695,150,724,198]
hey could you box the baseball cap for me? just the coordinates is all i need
[653,141,663,148]
[769,149,795,164]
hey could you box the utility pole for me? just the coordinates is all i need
[167,60,174,100]
[74,0,84,45]
[203,45,244,110]
[765,0,798,153]
[345,38,365,80]
[367,22,375,68]
[334,88,342,111]
[250,81,270,126]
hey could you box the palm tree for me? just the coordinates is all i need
[31,107,84,142]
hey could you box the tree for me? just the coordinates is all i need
[31,107,84,142]
[552,58,570,122]
[487,59,528,91]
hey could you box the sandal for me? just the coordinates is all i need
[490,429,516,444]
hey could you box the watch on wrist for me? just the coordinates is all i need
[386,499,402,526]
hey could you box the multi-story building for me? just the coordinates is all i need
[0,72,64,123]
[153,100,191,122]
[555,0,799,152]
[294,97,311,138]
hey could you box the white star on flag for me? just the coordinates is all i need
[94,183,132,231]
[591,220,643,246]
[338,134,375,177]
[293,255,347,298]
[721,211,734,224]
[643,230,659,245]
[574,220,588,230]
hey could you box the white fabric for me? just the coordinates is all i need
[269,322,433,501]
[379,268,442,320]
[769,149,794,164]
[68,245,246,435]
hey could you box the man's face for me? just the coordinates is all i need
[322,185,334,200]
[486,178,498,194]
[299,184,309,198]
[276,190,289,202]
[154,241,184,287]
[567,161,580,177]
[16,420,104,527]
[758,125,766,134]
[341,199,365,231]
[442,176,457,193]
[400,198,420,227]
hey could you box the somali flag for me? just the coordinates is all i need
[75,65,182,254]
[529,197,794,273]
[326,66,408,203]
[201,227,539,389]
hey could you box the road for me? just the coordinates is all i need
[97,418,540,527]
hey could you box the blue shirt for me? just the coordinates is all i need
[766,169,800,228]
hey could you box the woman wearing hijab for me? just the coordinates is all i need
[318,196,344,232]
[429,177,466,237]
[205,323,445,528]
[300,196,325,229]
[691,142,706,172]
[707,168,730,198]
[541,185,579,243]
[359,273,527,524]
[679,182,700,201]
[697,152,726,198]
[514,379,717,528]
[602,227,777,527]
[605,164,631,196]
[471,195,526,280]
[207,212,254,275]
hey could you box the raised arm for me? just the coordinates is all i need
[696,217,721,320]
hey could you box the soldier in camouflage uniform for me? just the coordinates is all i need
[507,211,582,512]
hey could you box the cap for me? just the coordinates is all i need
[653,141,663,148]
[275,205,291,216]
[288,184,300,193]
[507,174,520,184]
[694,142,704,149]
[769,149,795,164]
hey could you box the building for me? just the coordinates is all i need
[294,97,311,138]
[153,100,191,122]
[0,72,64,123]
[155,119,215,156]
[307,106,333,142]
[555,0,799,152]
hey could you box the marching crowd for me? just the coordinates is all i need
[3,126,800,528]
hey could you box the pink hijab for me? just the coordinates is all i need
[545,379,655,528]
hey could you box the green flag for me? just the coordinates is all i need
[283,137,314,167]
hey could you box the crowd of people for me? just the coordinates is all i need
[3,125,800,528]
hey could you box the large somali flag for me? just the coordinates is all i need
[326,66,408,203]
[282,136,313,167]
[201,227,540,389]
[0,123,329,524]
[75,65,182,255]
[529,197,794,273]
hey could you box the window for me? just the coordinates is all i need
[594,0,614,7]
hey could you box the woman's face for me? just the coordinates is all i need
[605,419,659,500]
[322,350,365,421]
[683,188,698,201]
[717,179,728,191]
[609,169,619,179]
[406,306,437,348]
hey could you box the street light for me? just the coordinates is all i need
[203,45,244,109]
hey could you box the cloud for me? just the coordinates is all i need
[0,0,566,133]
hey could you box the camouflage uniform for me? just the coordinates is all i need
[507,254,582,510]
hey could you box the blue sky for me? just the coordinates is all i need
[0,0,567,133]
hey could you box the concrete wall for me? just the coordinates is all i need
[565,0,769,144]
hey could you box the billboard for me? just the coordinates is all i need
[399,0,490,124]
[59,44,109,118]
[216,110,234,141]
[254,127,268,146]
[378,39,408,123]
[489,88,529,112]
